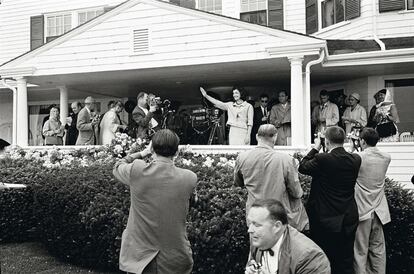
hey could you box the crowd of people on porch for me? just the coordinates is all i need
[37,86,401,147]
[111,125,393,274]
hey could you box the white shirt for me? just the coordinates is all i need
[139,106,159,128]
[262,234,284,274]
[261,106,268,117]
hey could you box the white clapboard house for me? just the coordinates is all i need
[0,0,413,186]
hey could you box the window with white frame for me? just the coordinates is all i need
[240,0,267,26]
[46,13,72,39]
[379,0,414,12]
[78,9,104,25]
[197,0,222,14]
[407,0,414,10]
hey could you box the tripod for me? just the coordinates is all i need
[207,118,223,145]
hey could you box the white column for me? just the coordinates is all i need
[288,56,306,148]
[16,77,28,146]
[12,88,17,145]
[59,86,68,124]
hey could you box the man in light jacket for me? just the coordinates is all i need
[234,124,308,231]
[113,129,197,274]
[353,128,391,274]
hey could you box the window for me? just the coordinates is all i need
[407,0,414,9]
[240,10,267,25]
[379,0,414,12]
[197,0,222,14]
[322,0,344,28]
[240,0,267,26]
[46,14,72,38]
[78,9,104,25]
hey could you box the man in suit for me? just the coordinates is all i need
[251,94,269,145]
[298,126,361,274]
[131,92,157,140]
[235,124,308,231]
[245,199,330,274]
[270,91,291,146]
[312,90,340,136]
[65,101,81,145]
[353,128,391,274]
[113,129,197,274]
[76,96,99,145]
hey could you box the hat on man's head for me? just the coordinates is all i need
[0,139,10,151]
[349,93,360,101]
[84,96,95,104]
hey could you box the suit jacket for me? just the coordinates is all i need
[312,101,339,132]
[355,147,391,224]
[65,112,79,145]
[250,225,331,274]
[76,107,97,145]
[235,145,308,231]
[251,106,269,145]
[298,147,361,233]
[131,106,154,140]
[269,103,292,146]
[113,156,197,274]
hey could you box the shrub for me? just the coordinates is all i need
[1,149,413,274]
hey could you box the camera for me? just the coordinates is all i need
[150,96,171,109]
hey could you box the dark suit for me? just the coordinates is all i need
[65,112,79,145]
[131,106,154,140]
[298,147,361,274]
[251,106,269,145]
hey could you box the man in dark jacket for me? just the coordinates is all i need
[251,94,270,145]
[131,92,157,140]
[65,101,81,145]
[298,126,361,274]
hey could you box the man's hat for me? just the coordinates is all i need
[349,93,360,101]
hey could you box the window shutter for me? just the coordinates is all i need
[379,0,405,12]
[345,0,360,20]
[132,29,150,54]
[30,15,44,50]
[306,0,318,34]
[268,0,283,30]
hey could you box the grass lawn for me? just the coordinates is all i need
[0,242,120,274]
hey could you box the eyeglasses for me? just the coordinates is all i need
[261,100,268,103]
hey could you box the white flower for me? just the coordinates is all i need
[219,157,228,163]
[182,159,194,166]
[120,133,128,139]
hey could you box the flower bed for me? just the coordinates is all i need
[0,143,413,273]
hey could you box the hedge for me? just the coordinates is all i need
[0,149,413,274]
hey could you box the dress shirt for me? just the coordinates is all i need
[262,234,284,274]
[261,106,268,117]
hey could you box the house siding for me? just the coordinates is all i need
[0,0,124,65]
[314,0,373,39]
[376,10,414,38]
[11,2,312,76]
[284,0,306,34]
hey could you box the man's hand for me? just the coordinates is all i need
[199,87,207,97]
[141,141,152,157]
[244,135,250,145]
[261,116,267,122]
[149,105,157,113]
[314,133,323,151]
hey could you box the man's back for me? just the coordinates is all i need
[117,158,197,273]
[355,147,391,223]
[299,147,361,223]
[235,146,307,230]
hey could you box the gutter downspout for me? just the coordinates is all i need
[305,50,325,146]
[372,0,386,50]
[1,78,18,145]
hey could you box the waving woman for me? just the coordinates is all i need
[200,87,253,145]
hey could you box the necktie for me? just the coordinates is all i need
[264,248,274,256]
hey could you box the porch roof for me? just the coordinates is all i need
[0,0,324,79]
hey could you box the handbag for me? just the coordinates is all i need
[376,122,397,138]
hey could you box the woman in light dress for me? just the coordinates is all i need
[342,93,367,135]
[99,101,127,145]
[373,89,400,142]
[200,87,253,145]
[43,106,65,145]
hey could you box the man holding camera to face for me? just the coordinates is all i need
[131,92,158,140]
[299,126,361,274]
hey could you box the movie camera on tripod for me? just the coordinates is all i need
[190,107,223,145]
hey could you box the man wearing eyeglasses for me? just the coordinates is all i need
[251,94,270,145]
